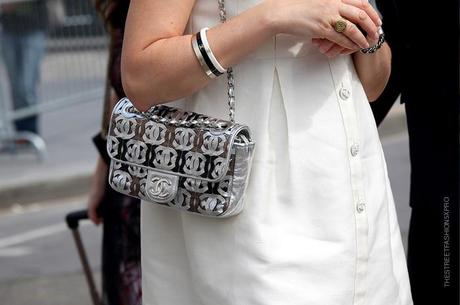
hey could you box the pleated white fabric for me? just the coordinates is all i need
[140,1,414,305]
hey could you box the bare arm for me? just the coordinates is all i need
[121,0,276,112]
[87,155,108,225]
[351,42,391,102]
[122,0,381,111]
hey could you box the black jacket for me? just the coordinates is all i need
[372,0,459,209]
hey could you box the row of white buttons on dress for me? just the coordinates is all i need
[339,86,366,214]
[330,58,369,305]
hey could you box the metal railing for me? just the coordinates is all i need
[0,0,108,160]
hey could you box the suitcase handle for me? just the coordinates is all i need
[65,210,88,229]
[65,209,101,305]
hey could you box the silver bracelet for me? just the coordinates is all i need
[361,27,385,54]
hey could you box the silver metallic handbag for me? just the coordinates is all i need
[106,1,255,218]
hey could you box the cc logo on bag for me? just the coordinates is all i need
[111,170,133,192]
[148,177,173,199]
[143,121,167,145]
[197,194,226,215]
[201,132,226,156]
[114,115,137,139]
[145,172,178,203]
[173,128,196,151]
[126,140,148,164]
[153,146,178,170]
[211,157,227,179]
[184,178,208,193]
[183,151,206,176]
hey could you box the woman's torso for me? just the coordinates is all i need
[140,1,413,305]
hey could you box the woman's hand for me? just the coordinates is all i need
[311,29,379,58]
[87,156,108,225]
[267,0,381,50]
[308,0,381,57]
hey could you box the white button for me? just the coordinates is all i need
[339,88,351,100]
[356,202,366,213]
[350,143,359,157]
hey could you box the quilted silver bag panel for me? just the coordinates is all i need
[106,98,255,218]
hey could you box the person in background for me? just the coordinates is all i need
[87,0,141,304]
[0,0,48,134]
[371,1,459,304]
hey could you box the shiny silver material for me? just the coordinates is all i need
[111,169,133,193]
[107,98,255,218]
[145,172,178,203]
[153,146,178,170]
[228,142,255,215]
[217,0,236,123]
[201,132,226,156]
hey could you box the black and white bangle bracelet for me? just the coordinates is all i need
[191,33,213,78]
[200,28,227,74]
[191,27,227,78]
[361,26,385,54]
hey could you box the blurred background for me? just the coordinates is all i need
[0,0,411,304]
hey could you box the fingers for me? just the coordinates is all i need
[339,3,379,40]
[317,39,335,53]
[322,26,363,50]
[324,44,346,57]
[312,0,382,52]
[340,48,356,55]
[312,38,353,58]
[88,207,101,225]
[328,19,369,49]
[341,0,382,27]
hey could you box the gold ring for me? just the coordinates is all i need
[334,20,347,33]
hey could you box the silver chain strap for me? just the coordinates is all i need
[217,0,236,123]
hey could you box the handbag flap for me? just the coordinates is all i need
[106,98,250,183]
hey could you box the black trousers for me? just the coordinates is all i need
[407,203,459,305]
[371,93,459,305]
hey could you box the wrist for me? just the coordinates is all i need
[257,0,280,37]
[352,42,391,101]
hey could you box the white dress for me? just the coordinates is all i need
[140,1,414,305]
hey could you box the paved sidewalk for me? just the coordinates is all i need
[377,99,406,138]
[0,99,407,208]
[0,271,100,305]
